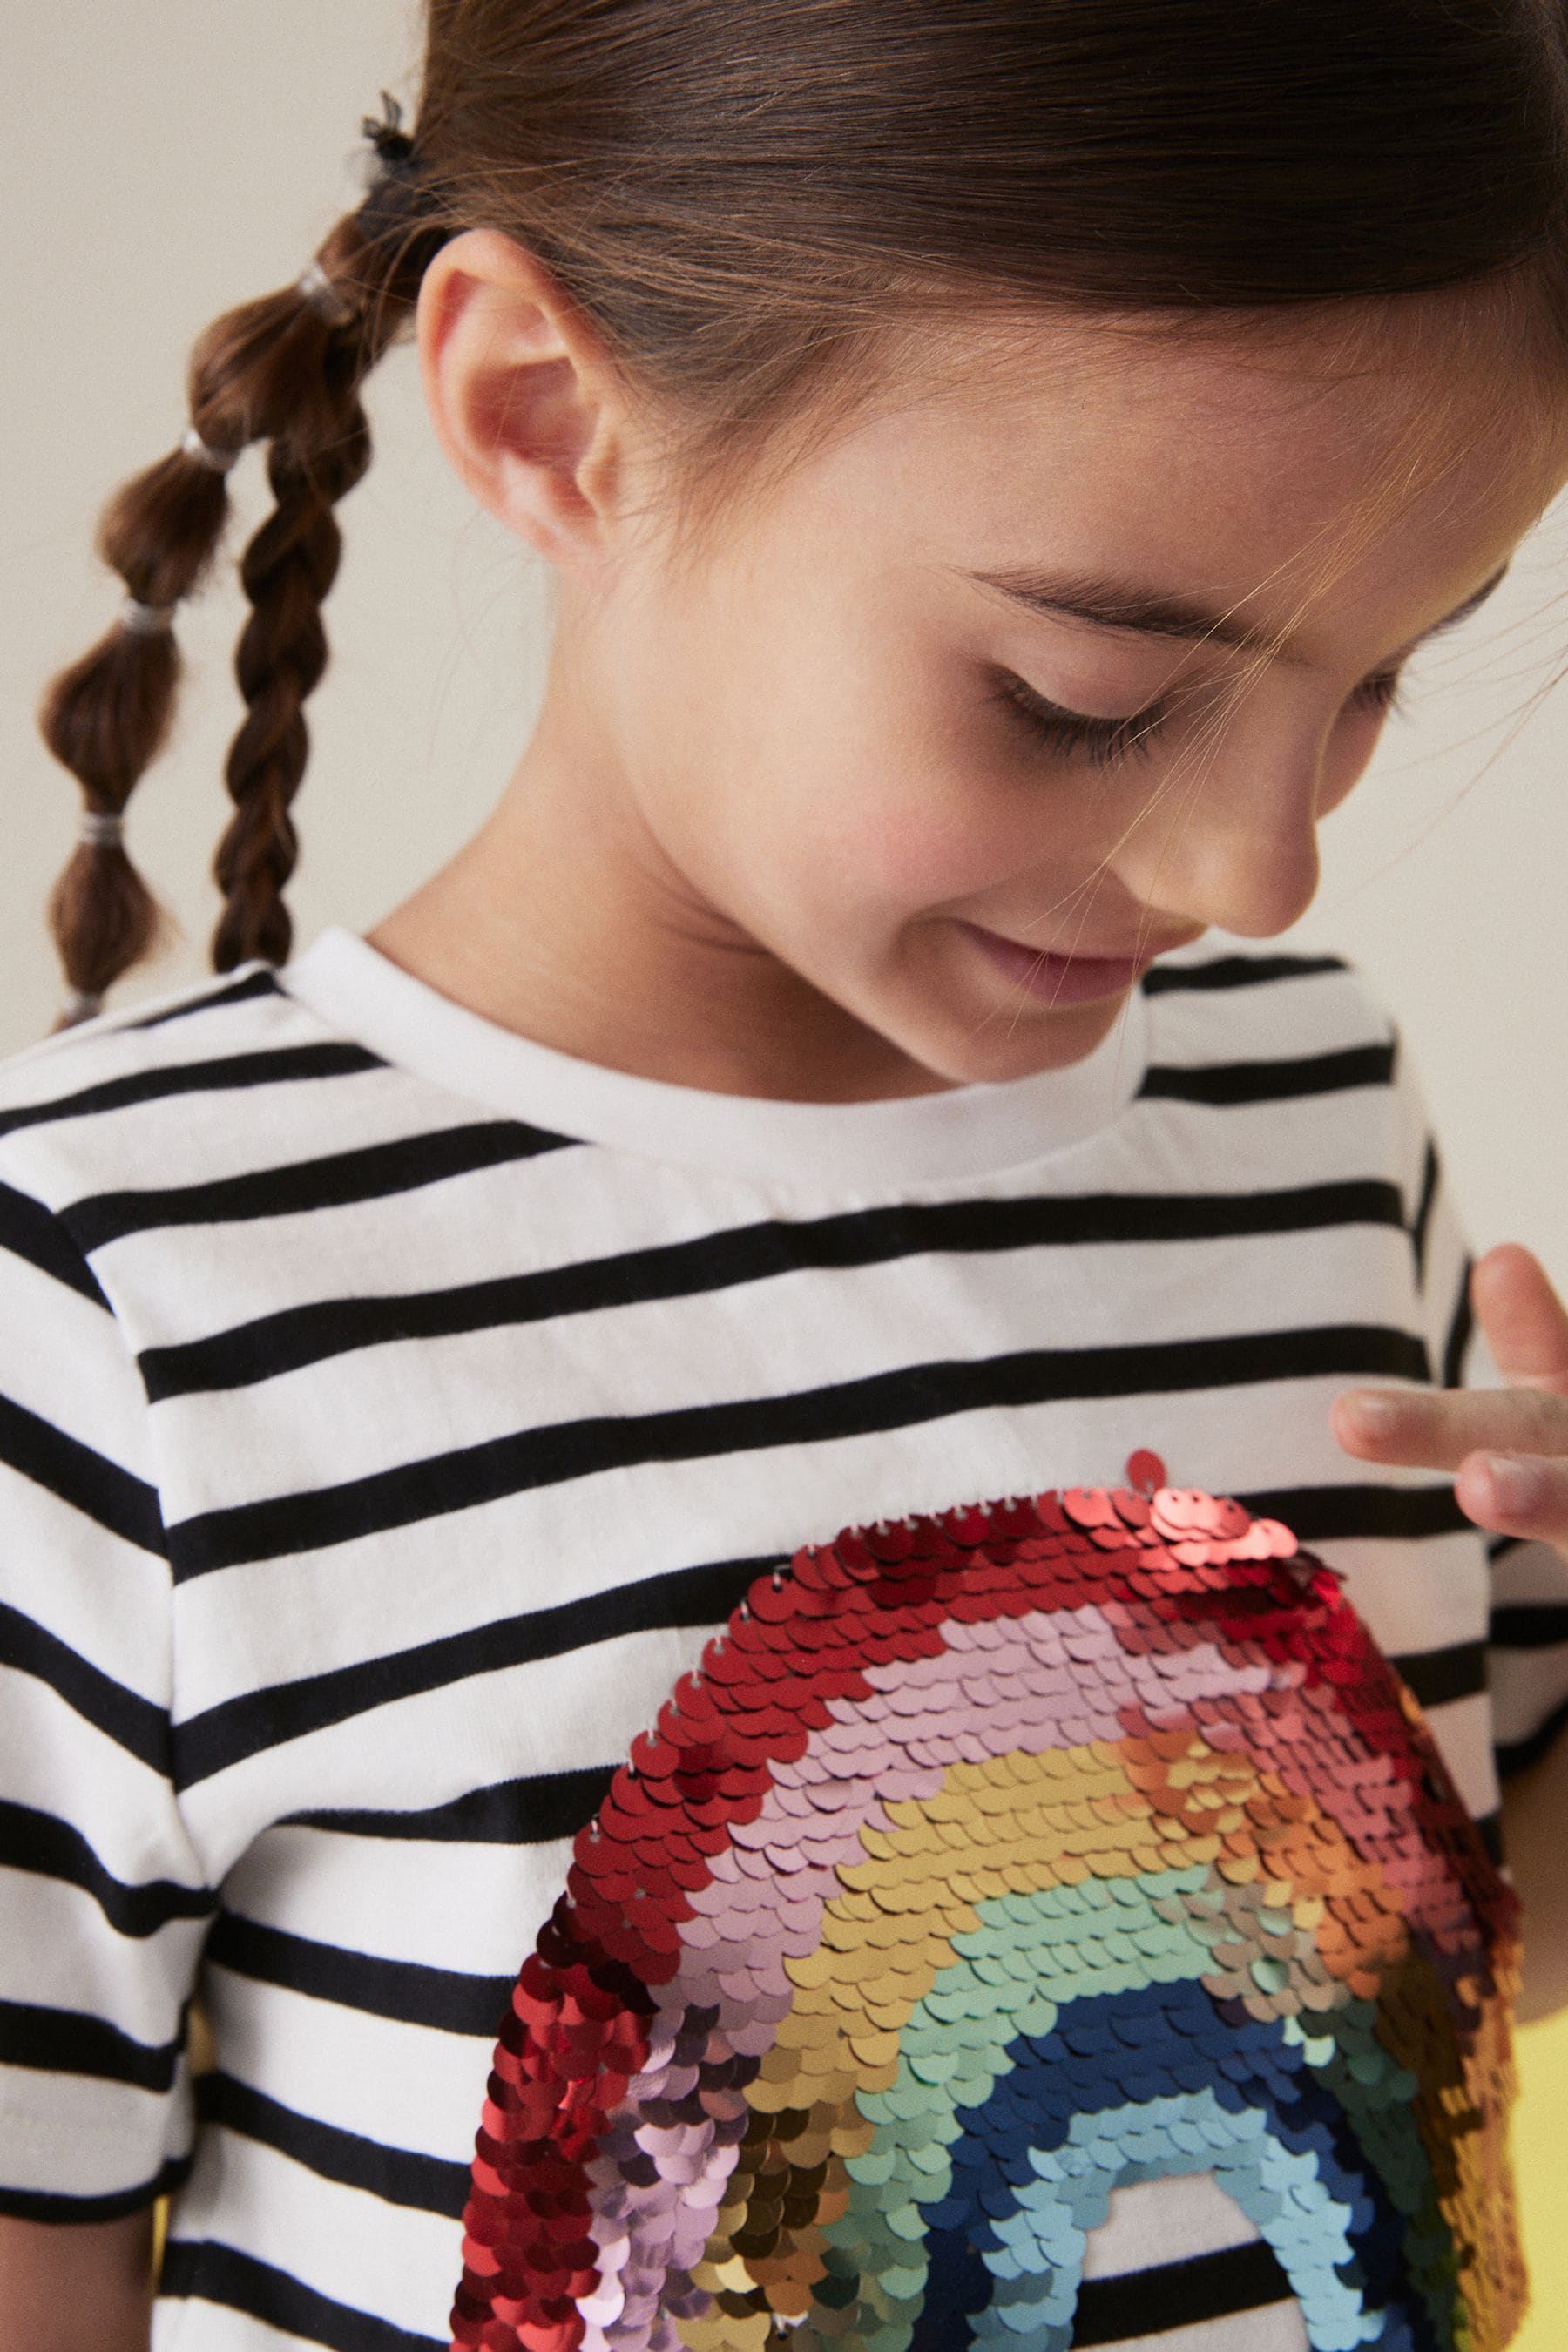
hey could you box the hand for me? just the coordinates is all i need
[1332,1242,1568,1560]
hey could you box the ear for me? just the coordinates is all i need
[416,226,626,574]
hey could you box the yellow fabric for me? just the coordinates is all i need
[1511,2015,1568,2345]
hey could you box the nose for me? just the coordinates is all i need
[1118,725,1331,942]
[1151,801,1321,940]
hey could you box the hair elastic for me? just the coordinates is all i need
[296,260,355,328]
[79,810,125,849]
[180,423,242,475]
[119,597,179,637]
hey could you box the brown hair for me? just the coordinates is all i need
[40,0,1568,1018]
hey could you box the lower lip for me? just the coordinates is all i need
[957,923,1148,1004]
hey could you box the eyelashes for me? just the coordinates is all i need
[993,666,1408,772]
[997,677,1166,770]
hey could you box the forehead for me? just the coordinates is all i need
[833,295,1568,659]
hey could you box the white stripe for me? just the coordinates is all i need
[152,2305,328,2352]
[204,1969,493,2161]
[1493,1535,1568,1608]
[0,2064,191,2195]
[0,1870,205,2043]
[221,1821,575,1979]
[1490,1644,1568,1747]
[166,1396,1488,1727]
[0,986,335,1130]
[1418,1687,1502,1821]
[1082,2172,1260,2273]
[0,1700,179,1866]
[170,2127,460,2343]
[145,1218,1425,1501]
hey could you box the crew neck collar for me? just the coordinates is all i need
[280,925,1148,1192]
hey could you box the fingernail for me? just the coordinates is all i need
[1348,1394,1398,1432]
[1485,1454,1544,1516]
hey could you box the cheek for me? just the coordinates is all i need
[695,605,1085,927]
[789,758,1046,921]
[798,683,1077,912]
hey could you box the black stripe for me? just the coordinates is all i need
[285,1764,618,1846]
[206,1911,513,2038]
[0,1599,171,1773]
[199,2072,469,2218]
[0,1996,181,2092]
[1234,1479,1467,1542]
[174,1470,1465,1788]
[0,1798,212,1936]
[70,1119,578,1254]
[140,1179,1409,1402]
[1139,951,1347,994]
[1071,2238,1293,2343]
[0,1042,382,1142]
[1138,1041,1394,1106]
[159,2240,441,2352]
[1388,1639,1486,1711]
[1443,1257,1475,1389]
[132,969,280,1028]
[1477,1807,1505,1868]
[167,1324,1432,1580]
[0,1391,166,1555]
[175,1554,776,1788]
[1490,1602,1568,1649]
[0,1181,110,1306]
[0,2151,193,2225]
[1410,1138,1439,1288]
[1496,1697,1568,1780]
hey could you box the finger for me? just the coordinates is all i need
[1454,1448,1568,1548]
[1330,1382,1568,1471]
[1471,1242,1568,1394]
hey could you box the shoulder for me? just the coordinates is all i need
[1134,941,1435,1192]
[0,963,389,1217]
[1138,942,1402,1085]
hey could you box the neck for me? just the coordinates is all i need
[368,667,958,1105]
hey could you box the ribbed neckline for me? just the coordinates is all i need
[280,925,1150,1192]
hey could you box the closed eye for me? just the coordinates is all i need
[1353,669,1406,720]
[990,673,1166,768]
[992,665,1408,770]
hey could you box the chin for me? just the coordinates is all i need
[900,988,1130,1089]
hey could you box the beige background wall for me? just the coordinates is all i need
[4,3,1566,1292]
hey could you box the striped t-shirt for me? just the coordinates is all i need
[0,923,1562,2352]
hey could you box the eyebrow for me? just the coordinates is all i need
[956,560,1511,661]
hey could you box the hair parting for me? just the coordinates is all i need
[38,3,1568,1024]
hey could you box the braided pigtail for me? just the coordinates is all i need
[39,412,240,1023]
[207,221,382,975]
[39,95,450,1021]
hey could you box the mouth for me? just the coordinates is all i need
[956,919,1193,1006]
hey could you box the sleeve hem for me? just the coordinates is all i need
[0,2148,193,2225]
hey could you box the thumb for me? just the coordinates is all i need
[1470,1242,1568,1396]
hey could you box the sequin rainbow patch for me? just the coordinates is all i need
[451,1469,1524,2352]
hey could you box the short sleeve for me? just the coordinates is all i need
[1397,1068,1568,1782]
[0,1161,210,2220]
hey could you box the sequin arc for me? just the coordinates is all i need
[450,1472,1524,2352]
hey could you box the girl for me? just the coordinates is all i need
[4,4,1568,2349]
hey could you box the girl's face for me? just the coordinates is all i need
[576,303,1565,1085]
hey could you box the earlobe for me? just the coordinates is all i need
[416,226,618,569]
